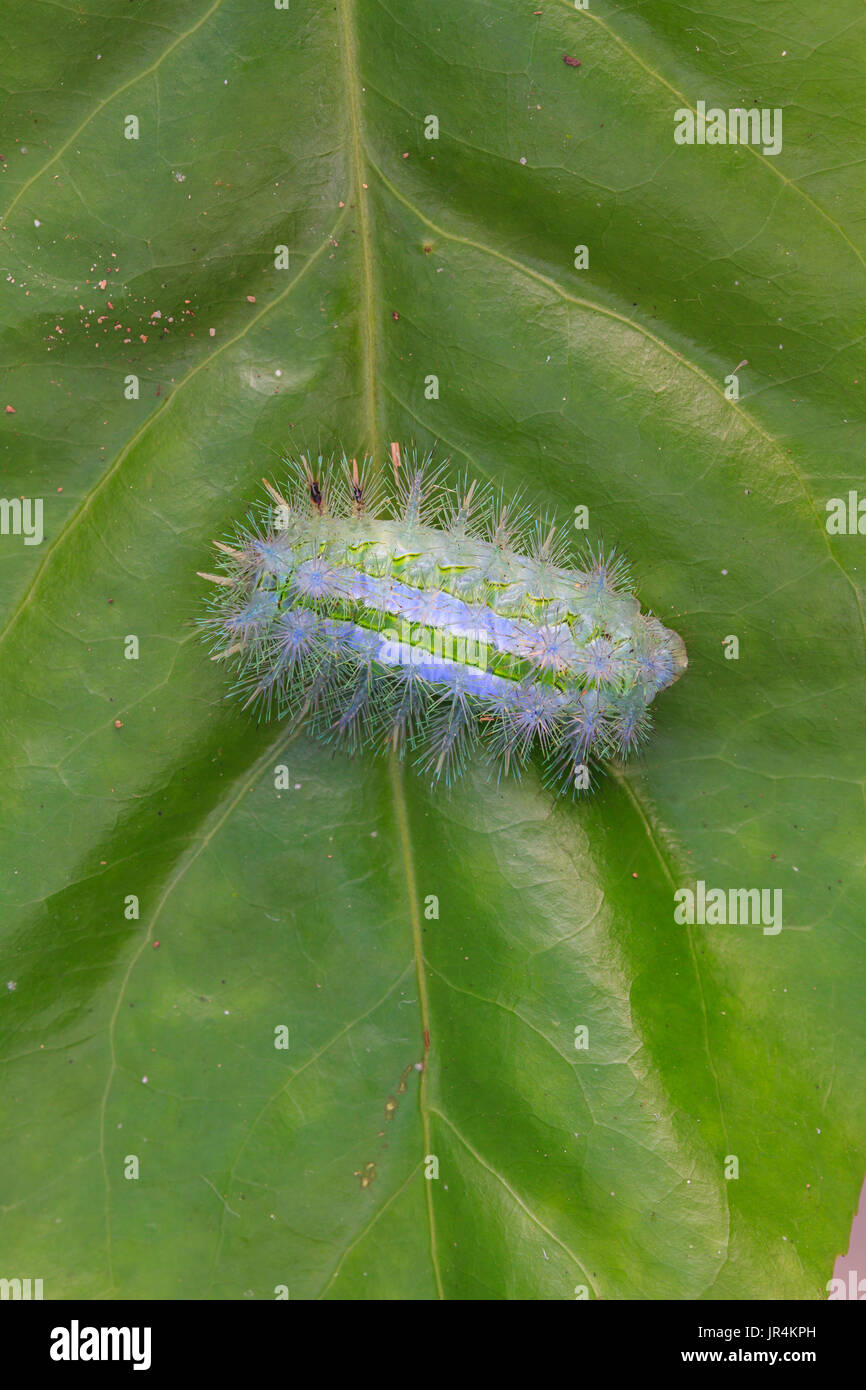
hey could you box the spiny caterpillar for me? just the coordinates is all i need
[199,445,687,794]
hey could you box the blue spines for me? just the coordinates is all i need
[575,635,632,687]
[561,691,612,759]
[220,590,279,646]
[273,608,320,674]
[289,556,348,603]
[373,664,430,755]
[323,662,378,752]
[610,692,652,756]
[512,621,580,676]
[417,671,478,785]
[486,680,566,780]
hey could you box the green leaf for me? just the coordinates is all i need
[1,0,862,1300]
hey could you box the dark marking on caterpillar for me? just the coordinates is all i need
[199,447,688,796]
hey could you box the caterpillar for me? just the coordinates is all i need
[199,445,687,795]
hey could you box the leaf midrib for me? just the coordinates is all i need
[336,0,444,1299]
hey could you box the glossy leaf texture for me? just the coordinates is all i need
[1,0,863,1300]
